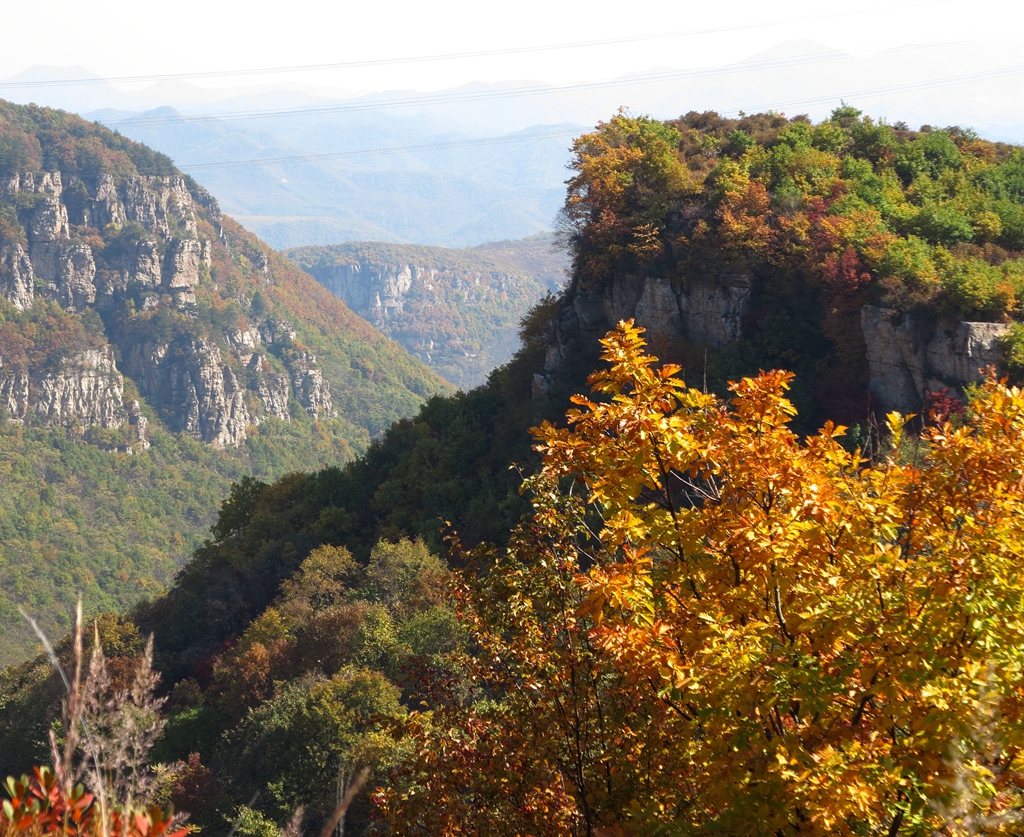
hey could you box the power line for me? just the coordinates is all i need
[179,128,581,170]
[103,41,958,130]
[0,0,947,91]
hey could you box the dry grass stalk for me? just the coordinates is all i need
[20,601,167,837]
[317,768,368,837]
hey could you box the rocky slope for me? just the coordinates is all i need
[0,100,451,664]
[4,170,308,447]
[0,104,449,447]
[284,235,567,388]
[536,266,1008,414]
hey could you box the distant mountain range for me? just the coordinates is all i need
[7,39,1024,249]
[83,108,581,248]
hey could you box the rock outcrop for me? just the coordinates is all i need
[310,261,415,324]
[287,243,557,389]
[165,238,201,307]
[288,351,333,420]
[120,175,198,238]
[0,346,130,432]
[255,363,291,422]
[0,168,335,448]
[538,272,751,393]
[131,239,164,289]
[178,343,249,449]
[34,347,125,428]
[0,243,33,310]
[861,305,1008,413]
[33,242,97,312]
[313,258,533,328]
[124,339,251,448]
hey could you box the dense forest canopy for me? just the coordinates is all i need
[548,106,1024,429]
[380,322,1024,835]
[565,105,1024,317]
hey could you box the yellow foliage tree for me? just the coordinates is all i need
[561,111,689,278]
[380,321,1024,836]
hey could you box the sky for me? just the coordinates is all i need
[1,0,1017,95]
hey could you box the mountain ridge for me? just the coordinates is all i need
[284,234,567,387]
[0,98,451,664]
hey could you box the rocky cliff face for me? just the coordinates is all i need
[0,169,337,449]
[861,306,1008,413]
[0,346,122,426]
[286,241,560,389]
[536,272,752,395]
[310,259,525,330]
[314,261,414,324]
[0,243,33,311]
[537,269,1009,412]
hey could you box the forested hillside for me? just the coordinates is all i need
[6,106,1024,835]
[0,100,450,665]
[284,234,566,387]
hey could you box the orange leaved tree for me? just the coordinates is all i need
[378,321,1024,836]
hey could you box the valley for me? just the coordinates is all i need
[0,100,451,665]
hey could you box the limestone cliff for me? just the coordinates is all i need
[0,162,347,449]
[1,345,120,425]
[861,306,1008,413]
[536,272,752,396]
[285,240,565,389]
[534,267,1008,415]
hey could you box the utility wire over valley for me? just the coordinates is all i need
[0,0,947,91]
[105,40,961,130]
[174,56,1024,172]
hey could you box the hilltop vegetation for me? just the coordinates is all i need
[553,106,1024,426]
[284,234,566,388]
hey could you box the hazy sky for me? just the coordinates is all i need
[2,0,1016,92]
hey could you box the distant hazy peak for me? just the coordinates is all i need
[734,38,851,65]
[1,64,105,83]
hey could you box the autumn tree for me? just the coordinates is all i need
[560,110,689,278]
[379,321,1024,836]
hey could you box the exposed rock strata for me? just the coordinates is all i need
[861,305,1008,413]
[288,352,333,419]
[33,242,97,311]
[34,348,125,428]
[312,261,415,324]
[290,245,555,388]
[255,363,291,422]
[539,272,751,391]
[123,339,252,448]
[0,169,334,447]
[0,244,34,310]
[0,346,130,432]
[131,239,163,288]
[309,259,529,329]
